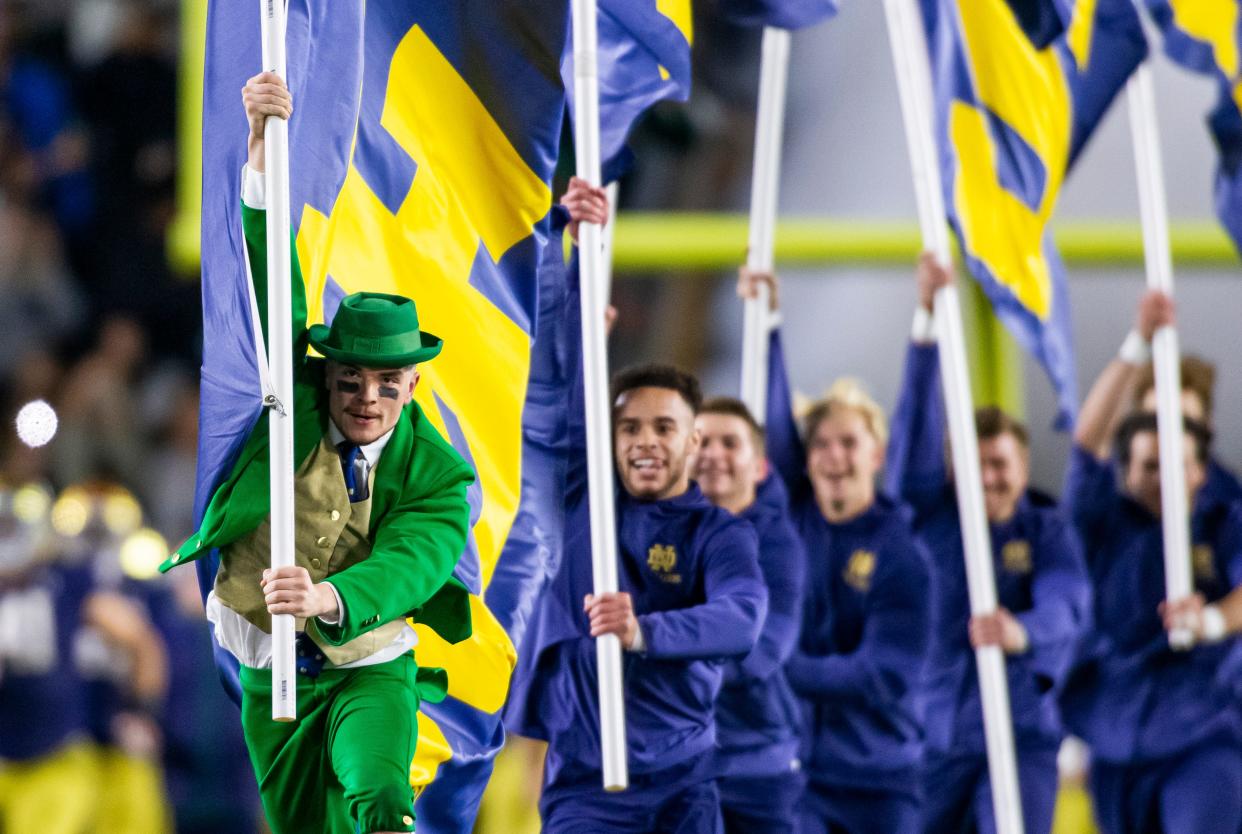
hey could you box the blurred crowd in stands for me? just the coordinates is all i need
[0,2,261,831]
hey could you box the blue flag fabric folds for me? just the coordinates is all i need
[197,2,570,830]
[919,0,1146,427]
[719,0,839,30]
[563,1,694,180]
[1142,0,1242,257]
[564,1,837,180]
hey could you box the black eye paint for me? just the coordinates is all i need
[335,380,361,394]
[378,386,401,400]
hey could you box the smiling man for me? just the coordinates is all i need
[885,254,1090,834]
[692,398,806,834]
[157,74,474,834]
[527,363,766,833]
[1060,289,1242,834]
[504,221,767,831]
[743,265,934,834]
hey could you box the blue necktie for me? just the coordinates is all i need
[337,442,367,502]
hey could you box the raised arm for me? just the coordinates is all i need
[1075,289,1173,458]
[738,267,805,494]
[885,253,951,513]
[558,178,613,490]
[239,72,309,363]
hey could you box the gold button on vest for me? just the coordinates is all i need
[212,435,406,666]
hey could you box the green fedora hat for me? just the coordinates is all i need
[308,292,443,367]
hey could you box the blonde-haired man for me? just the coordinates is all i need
[746,269,935,834]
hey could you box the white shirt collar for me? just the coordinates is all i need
[327,420,395,466]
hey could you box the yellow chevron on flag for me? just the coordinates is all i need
[1168,0,1240,76]
[657,0,695,44]
[292,23,549,786]
[1065,0,1099,70]
[409,712,453,787]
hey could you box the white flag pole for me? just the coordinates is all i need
[570,0,629,792]
[259,0,297,723]
[740,27,791,422]
[600,181,619,308]
[882,1,1024,832]
[1126,65,1194,649]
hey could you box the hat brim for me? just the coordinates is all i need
[307,324,443,367]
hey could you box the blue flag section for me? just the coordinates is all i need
[919,0,1147,428]
[197,2,570,831]
[564,1,694,180]
[1142,0,1242,257]
[719,0,839,30]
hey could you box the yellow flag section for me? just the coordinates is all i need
[1162,0,1242,111]
[1167,0,1239,78]
[294,25,550,786]
[949,0,1071,322]
[657,0,695,44]
[655,0,693,80]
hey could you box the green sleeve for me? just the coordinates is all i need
[315,460,475,646]
[240,202,310,365]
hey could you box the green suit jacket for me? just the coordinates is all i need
[161,203,474,648]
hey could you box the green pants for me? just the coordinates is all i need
[240,654,422,834]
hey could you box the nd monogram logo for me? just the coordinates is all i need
[648,544,677,573]
[1193,544,1217,582]
[843,549,876,592]
[647,544,682,584]
[1002,540,1032,574]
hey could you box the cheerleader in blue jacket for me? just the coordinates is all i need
[1061,289,1242,834]
[693,396,807,833]
[885,255,1090,834]
[506,184,768,834]
[746,268,935,834]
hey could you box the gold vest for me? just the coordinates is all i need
[213,435,408,666]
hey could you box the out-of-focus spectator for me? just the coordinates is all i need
[0,197,86,377]
[51,315,148,487]
[0,2,95,237]
[146,378,198,543]
[55,481,173,833]
[0,478,170,834]
[79,2,199,360]
[4,347,63,407]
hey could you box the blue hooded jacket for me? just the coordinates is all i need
[714,473,807,779]
[885,342,1090,755]
[504,238,767,788]
[1061,444,1242,763]
[765,330,934,794]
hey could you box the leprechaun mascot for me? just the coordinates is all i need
[159,72,474,834]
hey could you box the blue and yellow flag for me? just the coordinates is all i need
[562,1,834,182]
[919,0,1147,427]
[1142,0,1242,257]
[720,0,839,29]
[563,1,694,178]
[197,2,570,831]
